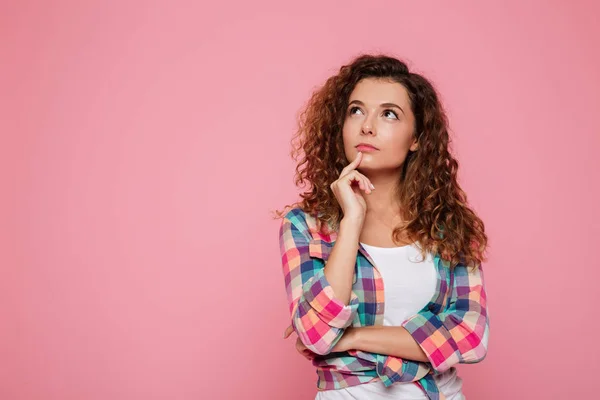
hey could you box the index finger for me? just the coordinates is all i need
[340,151,363,176]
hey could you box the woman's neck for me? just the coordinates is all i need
[360,169,403,218]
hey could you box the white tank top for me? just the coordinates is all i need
[315,242,464,400]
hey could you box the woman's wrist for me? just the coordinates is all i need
[339,216,363,240]
[347,327,361,350]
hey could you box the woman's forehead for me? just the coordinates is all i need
[349,78,410,106]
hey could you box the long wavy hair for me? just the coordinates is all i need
[274,54,488,269]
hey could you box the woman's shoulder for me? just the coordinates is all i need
[282,205,316,225]
[282,205,306,220]
[280,206,325,236]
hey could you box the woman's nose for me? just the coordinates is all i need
[362,120,375,135]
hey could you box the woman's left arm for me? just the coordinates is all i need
[338,263,489,373]
[337,325,429,362]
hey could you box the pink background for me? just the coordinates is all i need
[2,1,599,399]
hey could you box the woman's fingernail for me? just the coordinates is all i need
[370,184,375,190]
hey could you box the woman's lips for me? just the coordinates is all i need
[356,144,379,152]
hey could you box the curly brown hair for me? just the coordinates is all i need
[274,53,488,269]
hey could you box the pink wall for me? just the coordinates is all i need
[2,1,599,399]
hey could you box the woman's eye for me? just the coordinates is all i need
[349,107,363,115]
[383,110,399,119]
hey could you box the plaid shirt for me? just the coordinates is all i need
[279,207,489,400]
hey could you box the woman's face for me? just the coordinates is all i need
[342,78,418,174]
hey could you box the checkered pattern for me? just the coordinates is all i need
[279,207,489,400]
[402,261,489,373]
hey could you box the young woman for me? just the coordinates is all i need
[276,54,489,400]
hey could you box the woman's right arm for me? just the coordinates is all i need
[280,151,372,356]
[279,213,363,356]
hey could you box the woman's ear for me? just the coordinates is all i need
[409,139,419,152]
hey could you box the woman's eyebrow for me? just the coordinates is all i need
[348,100,405,115]
[380,103,405,115]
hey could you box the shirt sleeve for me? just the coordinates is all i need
[401,262,490,373]
[345,349,431,387]
[376,354,432,387]
[279,214,359,356]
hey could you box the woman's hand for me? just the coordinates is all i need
[283,324,316,361]
[295,338,316,361]
[283,324,358,356]
[330,151,374,223]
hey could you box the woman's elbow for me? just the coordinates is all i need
[307,343,333,356]
[461,330,489,364]
[298,335,337,356]
[292,311,350,356]
[293,321,341,356]
[434,337,487,374]
[459,310,489,364]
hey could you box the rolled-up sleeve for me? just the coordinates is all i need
[279,214,359,355]
[401,263,490,373]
